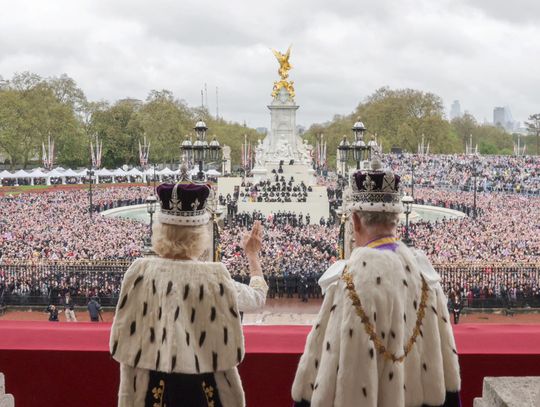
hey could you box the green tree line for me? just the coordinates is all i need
[0,72,260,169]
[1,75,538,170]
[304,87,539,167]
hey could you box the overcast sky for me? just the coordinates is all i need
[1,0,539,129]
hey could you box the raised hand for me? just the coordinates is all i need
[241,220,263,256]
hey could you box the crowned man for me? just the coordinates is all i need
[110,182,268,407]
[292,158,461,407]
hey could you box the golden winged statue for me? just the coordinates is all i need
[271,45,295,100]
[272,45,292,80]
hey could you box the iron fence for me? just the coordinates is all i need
[1,261,539,308]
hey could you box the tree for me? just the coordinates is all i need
[0,75,84,168]
[526,113,540,155]
[451,113,477,150]
[302,87,461,166]
[91,100,142,167]
[137,91,192,165]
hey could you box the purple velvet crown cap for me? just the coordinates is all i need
[352,171,401,193]
[156,183,210,212]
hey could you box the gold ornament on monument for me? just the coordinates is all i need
[271,45,295,100]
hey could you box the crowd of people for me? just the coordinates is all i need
[0,152,539,307]
[410,189,539,263]
[0,186,150,261]
[387,154,539,194]
[438,264,540,308]
[233,176,312,203]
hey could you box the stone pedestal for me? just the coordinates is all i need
[251,167,269,184]
[0,373,15,407]
[473,377,540,407]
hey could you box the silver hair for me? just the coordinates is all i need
[355,210,400,228]
[152,222,210,259]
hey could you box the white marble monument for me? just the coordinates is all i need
[261,47,310,165]
[250,46,315,182]
[218,46,328,219]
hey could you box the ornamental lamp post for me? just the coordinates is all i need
[471,155,481,219]
[209,137,221,162]
[181,136,193,164]
[145,194,157,243]
[402,195,414,246]
[193,120,208,180]
[87,169,95,220]
[352,120,367,168]
[338,136,350,188]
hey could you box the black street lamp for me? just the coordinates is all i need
[87,169,95,219]
[181,136,193,164]
[338,136,350,187]
[145,194,157,244]
[402,195,414,246]
[338,120,373,178]
[351,120,367,169]
[471,156,481,219]
[142,194,158,256]
[181,120,221,181]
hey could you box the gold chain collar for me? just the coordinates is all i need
[341,265,429,363]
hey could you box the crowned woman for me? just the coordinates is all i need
[292,158,461,407]
[110,181,268,407]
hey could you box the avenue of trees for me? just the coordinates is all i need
[0,73,538,170]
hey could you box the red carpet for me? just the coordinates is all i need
[0,321,539,407]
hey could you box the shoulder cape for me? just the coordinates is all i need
[293,244,460,407]
[110,258,244,375]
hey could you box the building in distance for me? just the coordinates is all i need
[450,100,462,120]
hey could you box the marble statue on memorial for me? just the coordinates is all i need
[255,140,264,167]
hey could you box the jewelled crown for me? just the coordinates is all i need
[156,182,211,226]
[350,157,403,213]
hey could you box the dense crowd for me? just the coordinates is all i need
[0,263,125,306]
[388,154,539,194]
[1,152,539,306]
[233,176,312,203]
[0,186,150,261]
[438,264,540,307]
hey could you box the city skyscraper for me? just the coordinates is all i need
[493,106,514,132]
[450,100,461,120]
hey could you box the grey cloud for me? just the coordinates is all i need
[0,0,539,128]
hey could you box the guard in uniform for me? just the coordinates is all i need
[292,157,461,407]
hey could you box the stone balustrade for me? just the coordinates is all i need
[473,377,540,407]
[0,373,15,407]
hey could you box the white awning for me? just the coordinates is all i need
[62,169,80,177]
[158,167,175,176]
[28,169,48,178]
[112,168,127,176]
[206,169,221,176]
[47,169,65,178]
[0,170,12,178]
[127,168,144,176]
[96,168,114,177]
[12,169,31,178]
